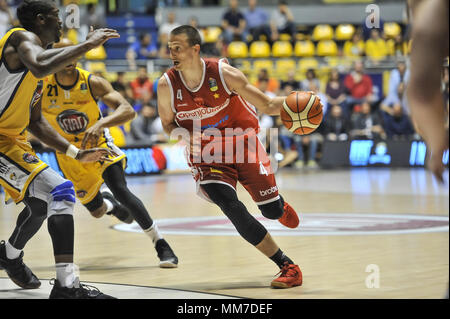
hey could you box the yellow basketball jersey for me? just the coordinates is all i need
[41,67,108,148]
[0,28,41,138]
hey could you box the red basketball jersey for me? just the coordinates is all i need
[164,58,259,137]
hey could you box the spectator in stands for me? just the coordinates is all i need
[365,28,388,65]
[326,69,349,116]
[280,70,300,91]
[112,72,134,105]
[382,104,415,140]
[387,34,408,57]
[126,33,158,70]
[244,0,271,43]
[343,31,365,58]
[255,68,279,94]
[344,60,375,109]
[159,11,180,41]
[129,103,166,144]
[130,67,153,111]
[83,3,106,29]
[221,0,247,44]
[323,104,351,141]
[188,16,205,43]
[0,0,15,38]
[380,60,409,116]
[270,0,296,43]
[351,101,386,140]
[301,68,320,92]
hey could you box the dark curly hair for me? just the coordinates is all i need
[16,0,56,31]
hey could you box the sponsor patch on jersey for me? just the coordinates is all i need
[22,153,39,164]
[176,98,230,121]
[208,78,218,92]
[57,109,89,135]
[80,83,88,94]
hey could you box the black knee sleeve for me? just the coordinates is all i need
[258,196,284,220]
[8,197,48,250]
[47,215,74,256]
[203,183,268,246]
[84,192,104,212]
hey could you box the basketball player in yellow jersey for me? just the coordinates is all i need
[41,38,178,268]
[0,1,122,298]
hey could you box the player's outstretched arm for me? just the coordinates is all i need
[406,0,449,182]
[81,75,136,149]
[28,97,116,163]
[12,28,119,78]
[220,63,286,116]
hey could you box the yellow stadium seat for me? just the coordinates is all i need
[294,40,315,57]
[384,22,401,39]
[86,61,106,74]
[227,41,248,59]
[109,126,126,147]
[275,59,296,73]
[85,45,107,60]
[66,28,79,44]
[298,58,319,73]
[312,24,334,41]
[253,59,273,72]
[335,24,355,41]
[204,26,222,43]
[279,33,292,41]
[272,41,293,57]
[316,40,338,56]
[249,41,271,58]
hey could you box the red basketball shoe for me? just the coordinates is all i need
[278,202,299,228]
[271,262,303,288]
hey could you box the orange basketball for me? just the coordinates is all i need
[280,91,323,135]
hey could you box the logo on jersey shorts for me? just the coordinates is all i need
[208,78,218,92]
[76,190,87,198]
[10,172,17,181]
[22,153,39,164]
[176,98,230,121]
[259,186,278,197]
[57,109,89,135]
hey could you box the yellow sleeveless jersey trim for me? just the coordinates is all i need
[0,27,40,137]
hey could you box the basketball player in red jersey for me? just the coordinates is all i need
[158,26,318,288]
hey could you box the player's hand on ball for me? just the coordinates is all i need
[76,148,118,163]
[86,26,120,47]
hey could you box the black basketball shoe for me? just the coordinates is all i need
[102,192,134,224]
[0,240,41,289]
[49,278,116,299]
[155,239,178,268]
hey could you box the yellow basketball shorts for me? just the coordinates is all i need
[56,141,126,205]
[0,135,48,203]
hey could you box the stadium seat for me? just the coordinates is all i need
[335,24,355,41]
[316,40,338,56]
[312,24,334,41]
[275,59,296,79]
[298,58,319,73]
[253,59,274,73]
[249,41,271,58]
[66,28,79,44]
[294,40,315,57]
[227,41,248,59]
[384,22,401,39]
[86,62,107,74]
[204,26,222,43]
[85,45,107,60]
[279,33,292,41]
[272,41,293,57]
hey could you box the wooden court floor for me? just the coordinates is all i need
[0,168,448,299]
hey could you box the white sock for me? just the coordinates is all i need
[56,263,79,288]
[104,199,114,213]
[5,241,22,260]
[144,223,163,244]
